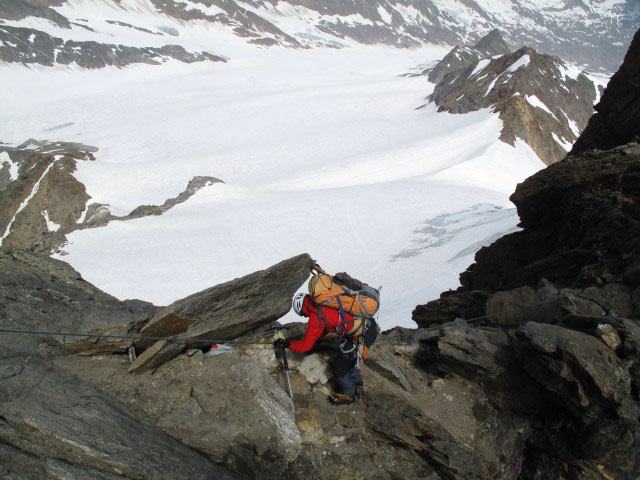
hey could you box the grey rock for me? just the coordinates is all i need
[412,290,488,328]
[485,284,558,326]
[127,338,186,374]
[422,323,514,379]
[0,249,156,355]
[571,29,640,154]
[127,175,223,218]
[295,353,331,385]
[0,0,70,28]
[0,141,224,254]
[0,25,226,67]
[0,353,238,480]
[516,322,631,418]
[130,253,315,371]
[427,29,511,84]
[56,351,301,475]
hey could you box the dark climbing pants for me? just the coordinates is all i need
[330,320,378,398]
[330,352,361,398]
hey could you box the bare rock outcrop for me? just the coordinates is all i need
[571,29,640,155]
[0,25,226,68]
[0,140,223,254]
[129,253,315,372]
[428,46,598,165]
[413,29,640,479]
[426,29,511,84]
[0,249,155,355]
[0,352,239,480]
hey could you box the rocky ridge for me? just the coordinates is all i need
[427,44,599,165]
[0,25,226,68]
[0,140,223,254]
[413,29,640,479]
[0,0,635,71]
[425,29,511,84]
[3,243,639,479]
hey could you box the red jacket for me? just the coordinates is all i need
[289,295,356,352]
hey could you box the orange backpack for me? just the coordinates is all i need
[308,265,380,328]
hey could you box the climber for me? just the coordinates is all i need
[274,293,378,405]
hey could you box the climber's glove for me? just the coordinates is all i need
[273,338,290,350]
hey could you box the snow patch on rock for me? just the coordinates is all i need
[0,151,20,181]
[42,210,61,232]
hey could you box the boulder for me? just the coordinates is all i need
[412,290,489,327]
[516,322,631,418]
[485,279,559,326]
[0,352,238,480]
[130,253,314,372]
[420,321,514,380]
[295,353,331,385]
[127,338,186,374]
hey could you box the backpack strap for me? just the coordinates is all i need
[358,292,374,317]
[335,296,348,336]
[317,304,329,329]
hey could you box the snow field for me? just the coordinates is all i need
[1,44,545,328]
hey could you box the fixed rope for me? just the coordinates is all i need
[0,251,600,343]
[0,328,273,345]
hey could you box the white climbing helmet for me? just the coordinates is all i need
[292,293,306,316]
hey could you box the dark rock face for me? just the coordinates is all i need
[429,46,598,165]
[571,29,640,155]
[412,31,640,479]
[462,143,640,293]
[0,140,223,254]
[0,25,226,68]
[413,290,488,328]
[0,0,69,28]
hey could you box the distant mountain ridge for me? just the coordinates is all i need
[426,32,600,165]
[0,0,637,70]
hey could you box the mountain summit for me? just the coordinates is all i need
[429,46,599,165]
[425,29,512,84]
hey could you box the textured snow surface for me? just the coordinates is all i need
[1,45,545,328]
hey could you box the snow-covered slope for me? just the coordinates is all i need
[1,0,636,71]
[1,45,546,328]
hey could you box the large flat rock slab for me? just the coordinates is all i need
[130,253,314,372]
[0,352,238,480]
